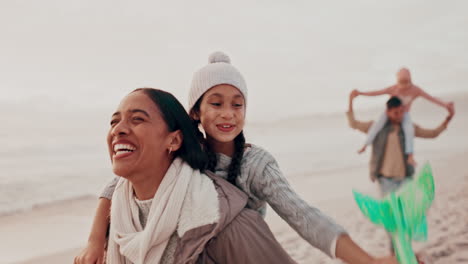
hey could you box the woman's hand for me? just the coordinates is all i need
[74,240,106,264]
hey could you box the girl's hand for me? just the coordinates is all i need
[446,111,454,122]
[74,240,106,264]
[350,89,360,99]
[447,102,455,116]
[371,256,399,264]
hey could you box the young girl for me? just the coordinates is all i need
[75,52,397,264]
[353,68,454,166]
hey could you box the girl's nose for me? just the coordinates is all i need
[220,109,234,119]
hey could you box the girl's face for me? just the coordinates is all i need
[197,84,245,143]
[397,76,411,88]
[107,91,175,178]
[396,69,412,89]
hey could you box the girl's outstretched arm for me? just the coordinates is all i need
[74,198,111,264]
[336,235,397,264]
[355,86,393,97]
[418,87,452,110]
[251,160,346,258]
[74,176,119,264]
[249,154,396,263]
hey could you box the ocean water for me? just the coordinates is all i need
[1,1,468,215]
[1,96,467,216]
[0,108,112,215]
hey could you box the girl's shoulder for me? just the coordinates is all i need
[241,144,280,184]
[387,85,402,96]
[412,85,424,95]
[243,144,277,166]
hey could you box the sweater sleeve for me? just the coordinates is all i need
[250,159,347,258]
[99,176,119,200]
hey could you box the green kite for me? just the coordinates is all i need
[353,163,434,264]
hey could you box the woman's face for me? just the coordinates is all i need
[197,84,245,143]
[107,91,173,178]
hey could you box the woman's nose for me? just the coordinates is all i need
[112,120,130,136]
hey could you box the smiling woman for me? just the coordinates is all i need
[107,88,207,195]
[98,88,297,264]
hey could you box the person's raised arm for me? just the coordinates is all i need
[414,111,453,139]
[349,90,357,112]
[347,90,373,133]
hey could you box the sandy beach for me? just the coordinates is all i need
[270,152,468,264]
[4,93,468,264]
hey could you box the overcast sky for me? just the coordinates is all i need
[1,0,467,121]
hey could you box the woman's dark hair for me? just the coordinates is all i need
[134,88,208,171]
[190,97,245,185]
[387,96,403,109]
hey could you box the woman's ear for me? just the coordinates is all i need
[168,130,183,152]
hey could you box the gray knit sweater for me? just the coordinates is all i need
[100,144,347,258]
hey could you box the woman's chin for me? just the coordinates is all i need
[112,166,133,179]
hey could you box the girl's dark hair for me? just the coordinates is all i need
[134,88,208,171]
[190,98,245,184]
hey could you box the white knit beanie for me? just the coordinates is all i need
[188,51,247,111]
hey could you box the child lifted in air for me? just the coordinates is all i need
[352,68,454,166]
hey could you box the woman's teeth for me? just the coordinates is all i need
[114,144,136,153]
[116,150,133,154]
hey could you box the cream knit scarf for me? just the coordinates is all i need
[107,158,196,264]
